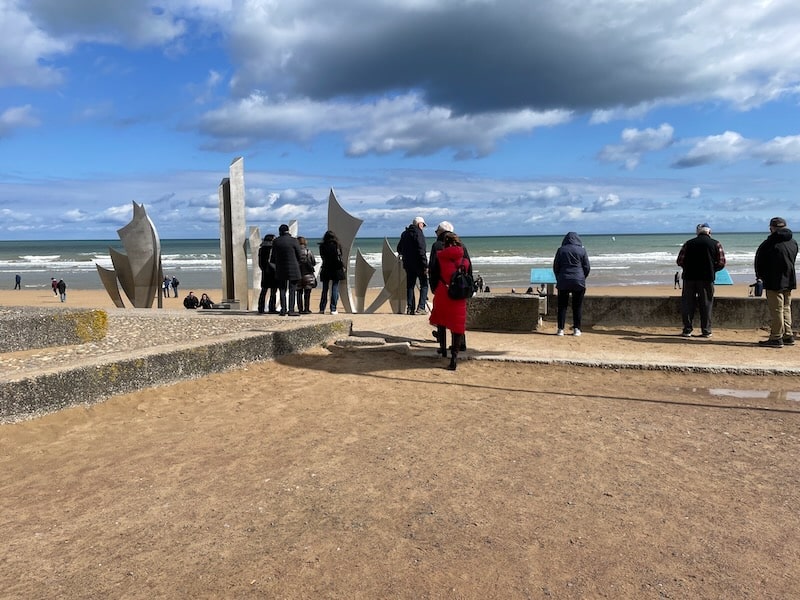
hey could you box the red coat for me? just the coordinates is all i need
[429,245,470,334]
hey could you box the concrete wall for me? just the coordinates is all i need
[467,293,796,331]
[0,307,108,352]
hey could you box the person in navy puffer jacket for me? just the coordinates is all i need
[552,232,591,337]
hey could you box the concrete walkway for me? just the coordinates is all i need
[2,309,798,422]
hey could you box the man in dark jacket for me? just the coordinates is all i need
[755,216,798,347]
[271,224,302,316]
[676,223,726,338]
[396,216,429,314]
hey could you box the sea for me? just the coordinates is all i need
[0,233,766,293]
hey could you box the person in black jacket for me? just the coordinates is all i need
[553,232,591,336]
[755,216,798,347]
[318,230,345,314]
[396,216,429,314]
[676,223,726,338]
[257,233,278,314]
[271,224,302,316]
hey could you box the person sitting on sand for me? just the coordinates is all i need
[183,291,199,309]
[198,293,214,309]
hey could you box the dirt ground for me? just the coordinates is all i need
[2,344,799,599]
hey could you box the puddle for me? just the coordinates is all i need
[709,388,800,402]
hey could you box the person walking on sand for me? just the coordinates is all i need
[171,276,180,298]
[674,271,681,290]
[396,216,429,315]
[14,274,21,290]
[56,278,67,302]
[755,216,798,348]
[272,224,302,316]
[52,277,58,296]
[677,223,726,338]
[553,231,591,336]
[318,230,345,315]
[429,232,470,370]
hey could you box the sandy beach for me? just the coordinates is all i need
[1,284,799,598]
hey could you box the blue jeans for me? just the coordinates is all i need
[319,279,340,312]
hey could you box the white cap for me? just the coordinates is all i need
[412,216,426,226]
[436,221,454,233]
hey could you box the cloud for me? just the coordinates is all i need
[598,124,674,169]
[686,187,702,199]
[0,105,40,136]
[225,0,800,115]
[585,193,622,213]
[672,131,800,167]
[198,92,571,157]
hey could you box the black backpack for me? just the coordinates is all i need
[447,259,474,300]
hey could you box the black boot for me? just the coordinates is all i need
[448,333,461,370]
[436,326,447,357]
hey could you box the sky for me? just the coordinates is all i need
[2,0,800,240]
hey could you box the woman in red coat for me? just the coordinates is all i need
[429,232,470,370]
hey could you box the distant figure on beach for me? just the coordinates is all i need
[257,233,278,314]
[476,275,484,293]
[397,216,429,315]
[163,277,170,297]
[674,271,681,289]
[296,236,317,314]
[51,278,58,296]
[553,232,591,337]
[677,223,726,338]
[754,216,798,347]
[171,276,180,298]
[429,232,470,370]
[318,230,345,315]
[483,285,490,293]
[14,274,21,290]
[749,279,764,297]
[183,291,199,309]
[537,283,547,296]
[272,224,302,316]
[429,221,469,353]
[198,293,214,309]
[56,279,67,302]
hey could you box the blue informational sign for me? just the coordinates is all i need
[530,268,557,284]
[714,268,733,285]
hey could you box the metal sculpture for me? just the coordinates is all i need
[219,156,249,309]
[96,202,162,308]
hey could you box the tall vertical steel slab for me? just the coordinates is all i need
[327,189,363,314]
[218,157,249,309]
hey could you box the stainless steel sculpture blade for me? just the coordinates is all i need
[354,250,376,313]
[219,157,249,309]
[96,265,126,308]
[116,202,162,308]
[364,238,406,314]
[249,225,261,310]
[327,189,363,313]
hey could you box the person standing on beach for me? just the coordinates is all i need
[318,230,345,315]
[272,224,302,316]
[295,236,316,314]
[257,233,278,314]
[171,276,180,298]
[52,278,58,295]
[56,279,67,302]
[676,223,726,338]
[429,232,470,370]
[429,221,470,352]
[755,216,798,348]
[14,274,21,290]
[552,232,591,336]
[396,216,429,315]
[674,271,681,289]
